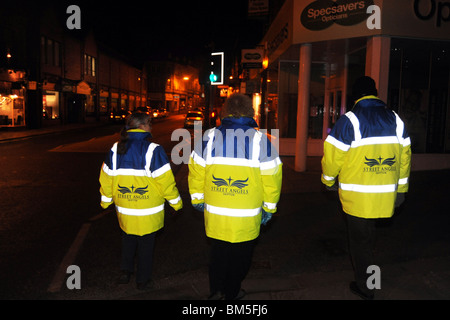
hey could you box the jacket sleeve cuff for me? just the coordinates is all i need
[263,202,277,214]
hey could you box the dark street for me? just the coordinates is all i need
[1,116,449,301]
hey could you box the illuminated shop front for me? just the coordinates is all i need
[260,0,450,171]
[0,70,26,127]
[42,90,60,120]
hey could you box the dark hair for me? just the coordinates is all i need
[352,76,378,100]
[117,112,151,154]
[220,93,254,119]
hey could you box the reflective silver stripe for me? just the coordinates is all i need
[112,142,118,171]
[190,193,204,200]
[260,157,282,171]
[116,204,164,216]
[252,130,262,161]
[145,143,158,175]
[114,168,148,176]
[152,163,171,178]
[322,174,335,181]
[263,202,277,210]
[101,195,112,202]
[204,129,216,163]
[346,111,362,143]
[205,204,261,217]
[203,128,262,168]
[191,150,206,167]
[394,111,405,146]
[167,195,181,205]
[398,177,408,185]
[102,162,113,175]
[352,136,400,148]
[108,142,163,177]
[325,135,350,152]
[403,137,411,147]
[340,183,397,193]
[344,111,410,148]
[206,156,260,167]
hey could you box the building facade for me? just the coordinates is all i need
[146,61,203,113]
[0,4,147,129]
[258,0,450,171]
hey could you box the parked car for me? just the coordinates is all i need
[149,108,169,119]
[156,108,169,118]
[136,106,151,115]
[184,111,204,128]
[110,109,130,123]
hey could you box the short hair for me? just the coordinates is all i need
[221,93,254,119]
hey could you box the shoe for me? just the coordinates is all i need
[232,289,246,300]
[208,291,224,300]
[118,271,132,284]
[137,280,153,290]
[349,281,374,300]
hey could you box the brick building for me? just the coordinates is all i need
[0,3,147,129]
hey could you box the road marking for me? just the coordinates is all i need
[49,133,119,153]
[47,210,111,293]
[47,223,91,293]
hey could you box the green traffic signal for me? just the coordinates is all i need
[209,73,218,83]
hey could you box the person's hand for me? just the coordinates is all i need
[326,183,338,191]
[261,209,272,226]
[192,203,204,213]
[395,193,405,208]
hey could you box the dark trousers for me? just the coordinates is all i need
[120,231,156,284]
[346,214,376,295]
[209,238,256,300]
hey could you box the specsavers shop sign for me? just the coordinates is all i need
[301,0,374,30]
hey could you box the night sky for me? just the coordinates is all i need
[69,0,266,66]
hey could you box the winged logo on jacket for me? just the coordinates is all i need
[364,156,396,167]
[118,185,149,195]
[212,175,249,189]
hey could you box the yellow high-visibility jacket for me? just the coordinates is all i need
[321,96,412,218]
[99,129,182,236]
[188,117,282,243]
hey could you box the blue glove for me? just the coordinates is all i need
[192,203,204,213]
[261,209,272,226]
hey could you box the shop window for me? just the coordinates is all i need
[42,91,59,120]
[41,36,61,67]
[388,39,450,153]
[0,81,25,127]
[308,63,325,139]
[84,54,96,77]
[278,61,299,138]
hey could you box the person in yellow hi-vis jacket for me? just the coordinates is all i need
[321,76,411,300]
[99,112,182,290]
[189,93,282,300]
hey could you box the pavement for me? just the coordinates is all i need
[2,121,450,302]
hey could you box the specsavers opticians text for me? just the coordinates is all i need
[307,1,366,21]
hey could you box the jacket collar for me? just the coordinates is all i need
[221,117,258,128]
[354,95,385,107]
[126,129,152,139]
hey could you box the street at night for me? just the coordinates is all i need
[2,0,450,307]
[0,116,449,302]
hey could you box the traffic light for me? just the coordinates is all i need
[210,52,224,85]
